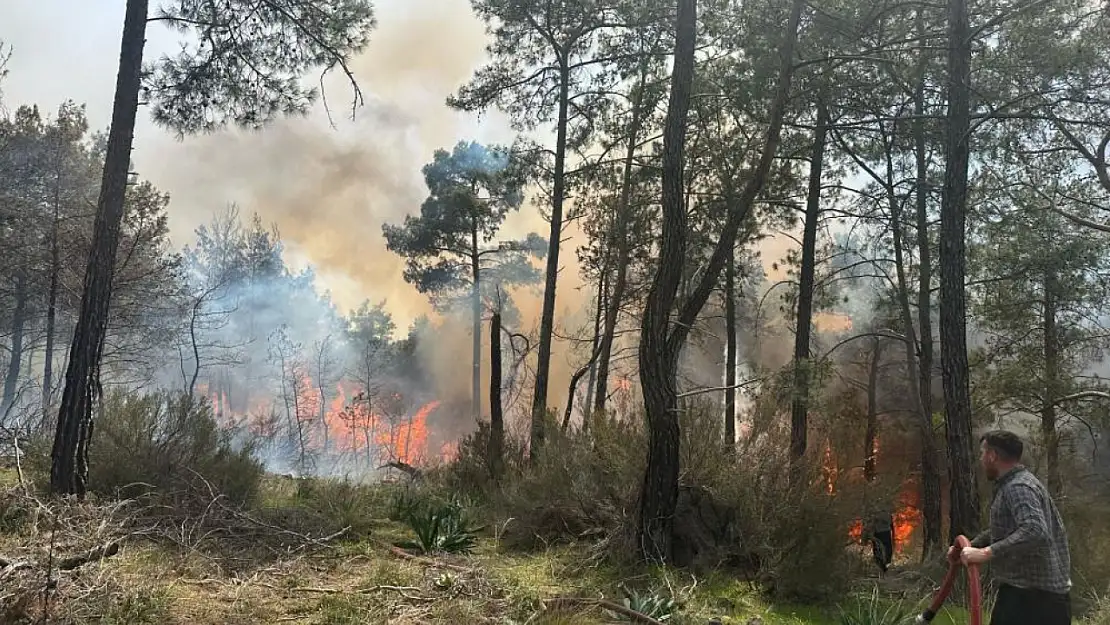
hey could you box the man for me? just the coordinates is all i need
[953,430,1072,625]
[865,509,894,574]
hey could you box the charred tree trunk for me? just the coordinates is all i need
[1041,270,1060,495]
[939,0,981,541]
[2,273,28,418]
[912,8,943,559]
[790,98,829,476]
[490,312,504,480]
[530,61,572,459]
[864,338,885,482]
[594,63,647,416]
[51,0,149,496]
[724,242,738,448]
[637,0,697,563]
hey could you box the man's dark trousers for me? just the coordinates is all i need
[991,584,1071,625]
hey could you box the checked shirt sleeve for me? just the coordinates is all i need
[989,483,1049,558]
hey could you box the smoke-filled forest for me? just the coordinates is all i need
[1,0,1110,623]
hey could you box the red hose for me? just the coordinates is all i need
[916,535,981,625]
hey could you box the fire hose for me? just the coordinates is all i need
[915,535,982,625]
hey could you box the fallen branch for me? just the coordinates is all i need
[58,540,122,571]
[379,461,422,480]
[384,544,471,572]
[544,596,668,625]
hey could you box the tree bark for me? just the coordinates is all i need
[594,62,647,416]
[938,0,981,541]
[489,311,504,481]
[891,186,943,559]
[790,97,829,476]
[472,229,482,423]
[864,338,885,482]
[50,0,149,497]
[636,0,806,562]
[43,175,63,419]
[637,0,697,563]
[1041,270,1060,495]
[2,273,28,418]
[724,242,737,449]
[584,268,607,418]
[530,61,571,459]
[912,7,943,559]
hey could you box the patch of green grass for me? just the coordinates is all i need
[89,588,171,625]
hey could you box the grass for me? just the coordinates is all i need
[0,469,1092,625]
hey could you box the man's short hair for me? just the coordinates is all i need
[980,430,1023,461]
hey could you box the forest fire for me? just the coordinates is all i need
[824,441,922,556]
[198,378,454,471]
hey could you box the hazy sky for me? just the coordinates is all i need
[0,0,524,323]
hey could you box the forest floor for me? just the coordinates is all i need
[0,468,977,625]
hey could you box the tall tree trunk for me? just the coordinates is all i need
[50,0,148,497]
[530,62,571,458]
[594,64,648,416]
[43,181,63,419]
[864,338,885,482]
[938,0,981,541]
[913,6,943,558]
[790,98,829,475]
[2,273,28,418]
[637,0,697,563]
[490,311,504,480]
[1041,270,1060,495]
[891,188,944,559]
[637,0,806,562]
[724,242,738,448]
[472,234,482,423]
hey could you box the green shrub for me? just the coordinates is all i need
[71,389,263,507]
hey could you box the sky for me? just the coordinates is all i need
[0,0,526,326]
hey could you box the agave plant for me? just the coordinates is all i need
[396,498,485,554]
[619,585,678,622]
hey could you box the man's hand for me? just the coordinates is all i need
[946,545,961,562]
[960,546,993,565]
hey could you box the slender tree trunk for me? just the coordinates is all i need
[43,186,62,419]
[595,65,647,416]
[637,0,697,563]
[472,236,482,423]
[490,311,504,480]
[790,98,829,476]
[724,242,738,448]
[912,7,943,558]
[891,189,943,559]
[530,61,572,459]
[584,268,607,417]
[2,273,28,418]
[51,0,149,496]
[864,338,885,482]
[1041,270,1060,495]
[938,0,981,541]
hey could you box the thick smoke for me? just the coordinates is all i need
[129,0,596,461]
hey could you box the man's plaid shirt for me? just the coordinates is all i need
[971,465,1072,594]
